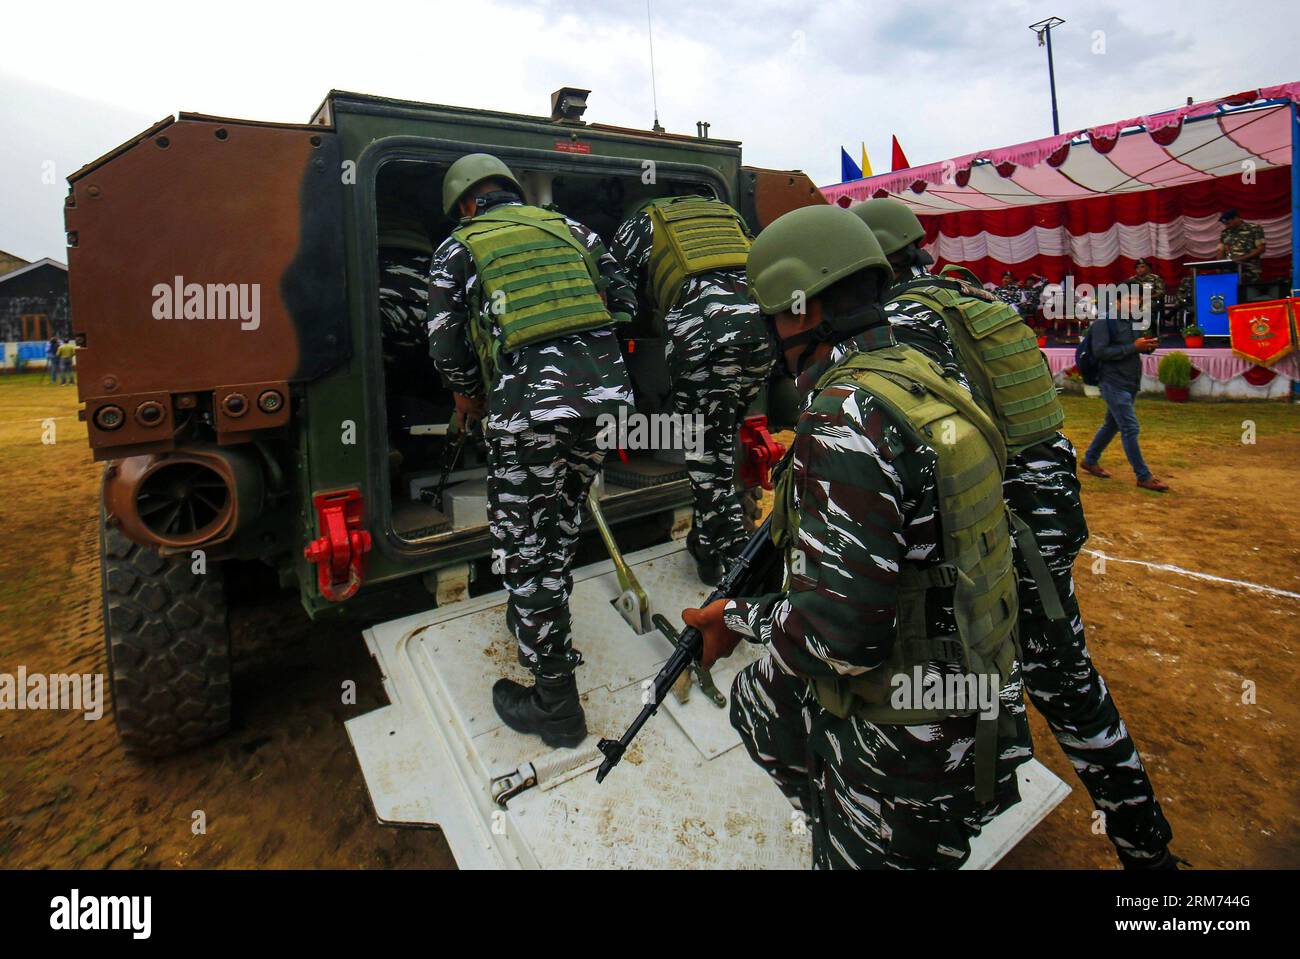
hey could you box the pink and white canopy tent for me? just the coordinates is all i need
[820,84,1300,290]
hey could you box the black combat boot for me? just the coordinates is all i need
[492,673,587,748]
[686,530,722,586]
[1116,847,1186,870]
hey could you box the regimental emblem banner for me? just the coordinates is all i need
[1229,298,1296,367]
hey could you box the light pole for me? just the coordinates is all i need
[1029,16,1066,135]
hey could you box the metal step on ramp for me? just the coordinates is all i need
[346,539,1070,869]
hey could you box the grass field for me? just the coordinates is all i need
[1,370,1297,869]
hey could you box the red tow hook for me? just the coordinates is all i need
[303,489,372,603]
[738,415,785,491]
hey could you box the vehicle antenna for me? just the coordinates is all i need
[647,0,664,133]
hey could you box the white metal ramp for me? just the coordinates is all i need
[346,540,1069,869]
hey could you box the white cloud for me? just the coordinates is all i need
[1,0,1293,260]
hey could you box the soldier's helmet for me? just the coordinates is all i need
[848,197,926,256]
[747,205,893,315]
[442,153,525,216]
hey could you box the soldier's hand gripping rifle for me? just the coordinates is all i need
[595,516,778,783]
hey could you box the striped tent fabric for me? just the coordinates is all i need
[821,84,1299,288]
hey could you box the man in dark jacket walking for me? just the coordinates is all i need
[1081,289,1168,491]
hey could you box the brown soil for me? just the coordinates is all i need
[1,378,1296,869]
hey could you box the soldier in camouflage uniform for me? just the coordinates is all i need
[376,211,434,450]
[684,206,1033,869]
[851,198,1178,869]
[427,154,636,747]
[994,271,1022,307]
[611,193,772,582]
[1216,209,1266,287]
[1174,273,1195,326]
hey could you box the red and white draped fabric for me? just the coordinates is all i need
[821,84,1299,289]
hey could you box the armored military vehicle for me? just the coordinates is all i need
[66,88,821,757]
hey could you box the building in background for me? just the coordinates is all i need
[0,256,70,342]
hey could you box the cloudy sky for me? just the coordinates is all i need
[2,0,1295,262]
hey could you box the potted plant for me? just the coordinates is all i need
[1182,323,1205,349]
[1157,350,1193,402]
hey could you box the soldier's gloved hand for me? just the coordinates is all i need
[683,599,741,669]
[452,392,487,430]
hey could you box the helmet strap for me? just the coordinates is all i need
[776,303,886,377]
[474,189,522,213]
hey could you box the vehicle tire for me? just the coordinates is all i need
[99,508,232,757]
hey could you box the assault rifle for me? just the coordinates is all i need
[595,516,778,783]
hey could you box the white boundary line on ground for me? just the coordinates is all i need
[1082,550,1300,601]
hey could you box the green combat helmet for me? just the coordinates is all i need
[442,153,525,216]
[848,197,926,255]
[747,205,893,314]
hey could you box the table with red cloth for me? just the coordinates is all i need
[1042,347,1300,398]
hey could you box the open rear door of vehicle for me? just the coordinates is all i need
[346,539,1070,869]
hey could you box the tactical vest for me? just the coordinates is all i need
[452,205,616,382]
[644,197,750,323]
[771,344,1020,801]
[893,282,1064,454]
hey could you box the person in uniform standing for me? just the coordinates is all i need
[610,190,771,583]
[852,198,1178,868]
[427,153,637,747]
[1216,209,1266,290]
[683,205,1033,869]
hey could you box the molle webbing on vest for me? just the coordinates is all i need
[894,284,1064,454]
[645,197,750,322]
[453,206,615,380]
[785,345,1019,801]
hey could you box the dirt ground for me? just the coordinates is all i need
[1,371,1297,869]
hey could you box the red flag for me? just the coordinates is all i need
[891,135,910,171]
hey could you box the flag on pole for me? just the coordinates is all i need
[860,142,873,178]
[840,147,862,182]
[891,135,910,171]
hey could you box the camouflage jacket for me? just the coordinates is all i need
[1125,272,1166,305]
[610,209,767,374]
[994,283,1022,306]
[724,325,973,685]
[378,247,433,366]
[427,200,637,422]
[1220,221,1266,280]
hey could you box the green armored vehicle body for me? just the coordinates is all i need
[66,88,822,756]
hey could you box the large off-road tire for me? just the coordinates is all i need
[100,513,232,757]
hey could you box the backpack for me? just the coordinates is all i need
[1075,317,1116,387]
[893,282,1064,454]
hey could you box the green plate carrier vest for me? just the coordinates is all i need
[771,344,1020,802]
[644,197,750,324]
[452,205,616,382]
[892,280,1068,621]
[893,282,1064,455]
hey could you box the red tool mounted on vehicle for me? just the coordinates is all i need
[738,415,784,491]
[304,489,372,602]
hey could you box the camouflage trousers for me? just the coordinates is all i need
[485,417,607,678]
[730,656,1031,869]
[1005,435,1173,860]
[670,342,773,563]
